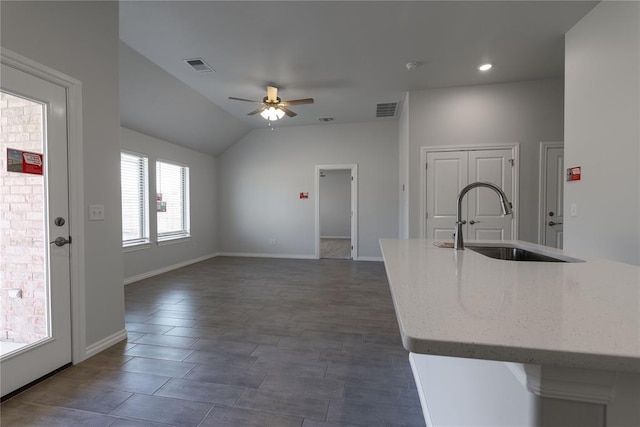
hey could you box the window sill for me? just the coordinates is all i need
[123,242,151,253]
[157,235,191,246]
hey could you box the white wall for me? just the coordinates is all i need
[218,121,398,259]
[319,170,351,238]
[120,128,218,281]
[407,79,565,243]
[1,2,124,346]
[564,1,640,266]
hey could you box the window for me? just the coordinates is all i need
[121,152,149,246]
[156,160,190,241]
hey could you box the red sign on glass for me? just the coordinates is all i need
[6,148,44,175]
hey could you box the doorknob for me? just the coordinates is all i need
[548,221,563,227]
[469,220,480,225]
[50,236,71,247]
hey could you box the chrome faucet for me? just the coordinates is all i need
[454,182,513,250]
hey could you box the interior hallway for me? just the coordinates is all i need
[0,257,424,426]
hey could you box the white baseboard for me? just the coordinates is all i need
[85,329,128,359]
[124,252,219,285]
[218,252,317,260]
[320,236,351,239]
[355,256,384,262]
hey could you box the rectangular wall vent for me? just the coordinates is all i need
[376,102,398,118]
[183,58,214,73]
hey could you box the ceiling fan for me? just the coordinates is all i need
[229,86,314,121]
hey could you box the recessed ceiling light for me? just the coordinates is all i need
[478,63,493,72]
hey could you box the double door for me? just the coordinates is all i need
[425,148,515,241]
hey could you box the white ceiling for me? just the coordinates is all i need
[119,1,597,156]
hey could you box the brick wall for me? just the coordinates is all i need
[0,92,47,344]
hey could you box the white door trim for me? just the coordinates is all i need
[420,144,520,239]
[315,164,358,260]
[1,48,86,364]
[538,142,564,245]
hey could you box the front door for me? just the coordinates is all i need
[1,63,72,397]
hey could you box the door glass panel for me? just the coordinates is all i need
[0,91,49,358]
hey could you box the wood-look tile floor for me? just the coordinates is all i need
[1,257,425,426]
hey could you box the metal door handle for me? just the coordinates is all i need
[548,221,563,227]
[469,220,480,225]
[50,236,71,247]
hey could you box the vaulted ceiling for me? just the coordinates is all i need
[119,1,597,156]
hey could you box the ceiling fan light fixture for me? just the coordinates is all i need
[260,106,285,121]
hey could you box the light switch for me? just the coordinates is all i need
[89,204,105,221]
[570,203,578,217]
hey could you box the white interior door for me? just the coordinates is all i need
[467,149,514,240]
[1,63,71,397]
[543,146,564,248]
[425,147,515,242]
[425,151,468,240]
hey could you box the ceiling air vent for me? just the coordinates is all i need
[376,102,399,118]
[183,58,214,73]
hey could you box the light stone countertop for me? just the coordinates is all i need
[380,239,640,373]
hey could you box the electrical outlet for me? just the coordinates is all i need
[89,204,105,221]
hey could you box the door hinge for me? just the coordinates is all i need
[351,176,354,181]
[351,246,354,250]
[508,159,515,166]
[425,162,428,170]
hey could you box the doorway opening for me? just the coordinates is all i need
[315,164,358,260]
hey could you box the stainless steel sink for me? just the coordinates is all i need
[467,245,568,262]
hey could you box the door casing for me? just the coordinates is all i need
[420,144,520,240]
[1,48,86,365]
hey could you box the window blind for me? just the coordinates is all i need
[156,160,190,240]
[121,152,149,246]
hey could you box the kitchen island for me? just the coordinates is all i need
[380,239,640,427]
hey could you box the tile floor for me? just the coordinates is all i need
[320,239,351,259]
[1,257,425,426]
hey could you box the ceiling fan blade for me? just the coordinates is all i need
[279,106,297,118]
[247,105,268,116]
[267,86,278,103]
[229,96,262,104]
[280,98,314,106]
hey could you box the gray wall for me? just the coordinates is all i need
[564,1,640,266]
[218,121,399,259]
[319,170,351,238]
[121,127,218,281]
[1,2,125,346]
[406,79,565,243]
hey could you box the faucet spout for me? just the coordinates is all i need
[453,182,513,250]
